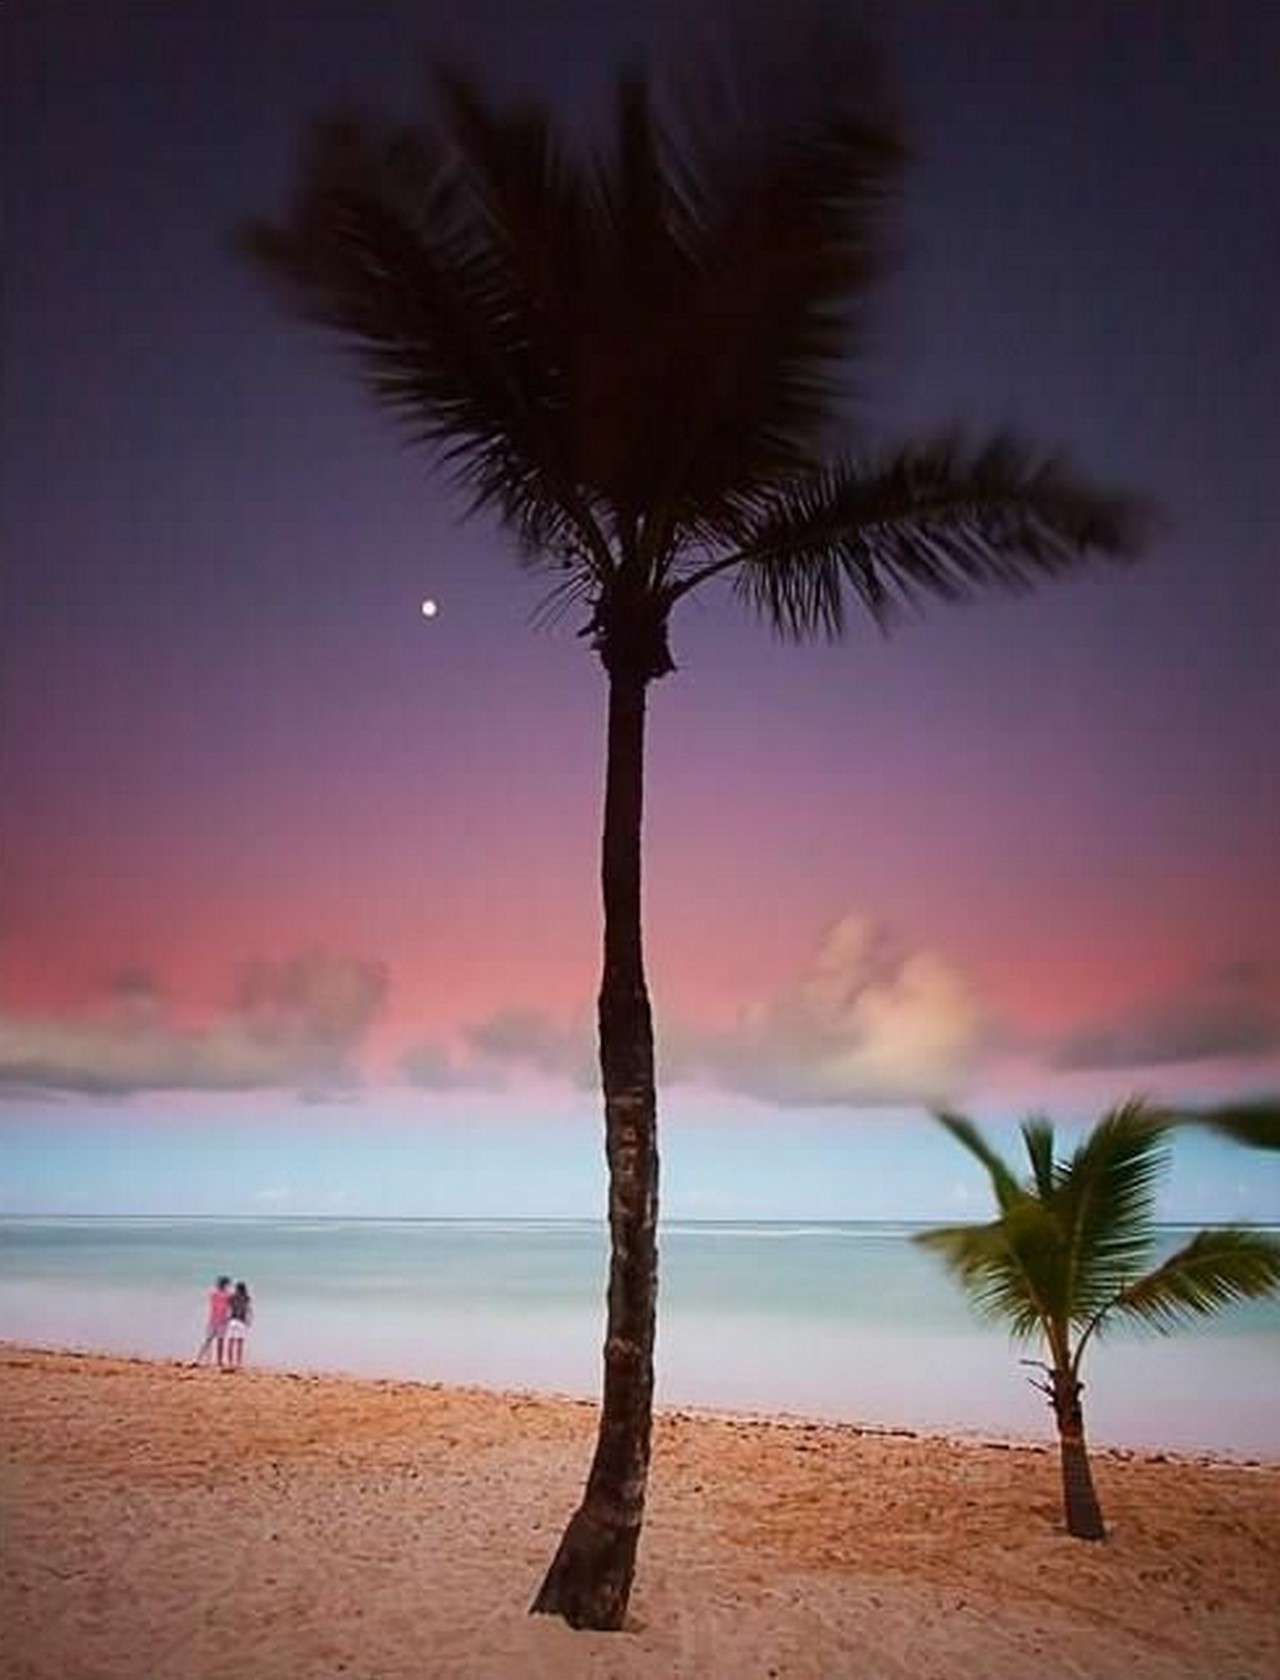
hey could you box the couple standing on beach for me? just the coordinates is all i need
[196,1275,253,1369]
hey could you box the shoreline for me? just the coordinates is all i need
[3,1344,1278,1679]
[4,1337,1275,1470]
[6,1213,1276,1460]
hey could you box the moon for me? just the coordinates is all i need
[420,598,439,619]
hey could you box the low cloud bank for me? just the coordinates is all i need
[1053,961,1280,1071]
[0,954,386,1097]
[401,912,983,1108]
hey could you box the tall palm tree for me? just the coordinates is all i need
[240,19,1147,1626]
[918,1101,1280,1539]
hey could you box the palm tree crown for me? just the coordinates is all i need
[918,1101,1280,1538]
[920,1101,1280,1361]
[240,25,1144,679]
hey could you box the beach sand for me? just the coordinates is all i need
[2,1346,1276,1679]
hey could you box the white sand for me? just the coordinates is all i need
[2,1346,1276,1679]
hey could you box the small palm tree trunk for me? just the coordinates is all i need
[1051,1368,1106,1540]
[531,669,659,1629]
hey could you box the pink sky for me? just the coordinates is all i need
[3,1,1278,1137]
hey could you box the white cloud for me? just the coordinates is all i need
[686,913,983,1107]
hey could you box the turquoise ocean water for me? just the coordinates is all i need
[1,1216,1276,1457]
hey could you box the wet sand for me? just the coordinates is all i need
[2,1345,1276,1679]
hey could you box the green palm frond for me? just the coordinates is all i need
[1055,1100,1170,1317]
[921,1111,1078,1346]
[709,436,1146,639]
[1021,1117,1057,1200]
[915,1209,1057,1342]
[1182,1098,1280,1151]
[1111,1228,1280,1333]
[924,1100,1280,1452]
[932,1110,1024,1212]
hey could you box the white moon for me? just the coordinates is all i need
[420,598,438,619]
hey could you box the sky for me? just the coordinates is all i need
[3,1,1278,1221]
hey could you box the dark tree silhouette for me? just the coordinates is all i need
[918,1101,1280,1539]
[241,17,1147,1627]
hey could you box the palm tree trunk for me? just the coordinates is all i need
[531,668,659,1629]
[1051,1370,1106,1540]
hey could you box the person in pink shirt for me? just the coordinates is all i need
[195,1276,232,1367]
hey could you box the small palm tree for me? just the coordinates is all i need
[1183,1098,1280,1151]
[918,1101,1280,1539]
[241,18,1147,1625]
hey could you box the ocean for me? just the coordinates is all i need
[1,1216,1276,1457]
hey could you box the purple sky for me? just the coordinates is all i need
[2,1,1277,1217]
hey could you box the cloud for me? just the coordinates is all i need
[0,953,387,1097]
[407,913,982,1109]
[399,1007,596,1091]
[467,1008,597,1087]
[398,1039,485,1090]
[683,914,983,1107]
[1053,962,1280,1071]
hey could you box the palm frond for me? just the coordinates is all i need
[703,434,1147,639]
[242,21,1152,653]
[239,26,914,589]
[636,19,905,552]
[921,1114,1074,1349]
[1021,1117,1057,1200]
[917,1198,1075,1351]
[528,565,598,631]
[914,1214,1050,1341]
[933,1110,1024,1212]
[1111,1227,1280,1333]
[1181,1098,1280,1151]
[239,100,614,579]
[1057,1099,1170,1317]
[924,1098,1280,1402]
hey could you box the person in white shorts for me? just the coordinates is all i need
[224,1280,253,1370]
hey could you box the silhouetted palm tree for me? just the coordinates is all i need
[241,18,1146,1626]
[918,1101,1280,1538]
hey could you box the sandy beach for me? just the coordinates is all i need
[1,1345,1276,1680]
